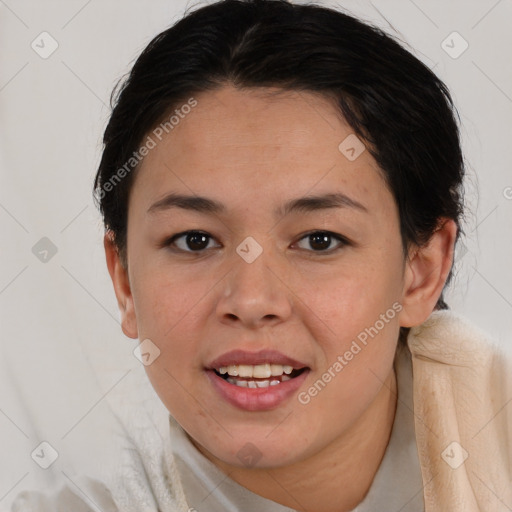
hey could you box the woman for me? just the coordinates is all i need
[10,0,511,511]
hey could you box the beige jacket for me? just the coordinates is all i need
[8,310,512,511]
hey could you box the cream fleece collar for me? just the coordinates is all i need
[407,309,512,511]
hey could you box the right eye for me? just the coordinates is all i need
[162,230,220,253]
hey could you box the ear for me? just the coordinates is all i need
[398,218,458,328]
[104,231,138,339]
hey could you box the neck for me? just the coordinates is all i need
[193,366,398,512]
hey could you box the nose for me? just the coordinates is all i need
[216,243,293,330]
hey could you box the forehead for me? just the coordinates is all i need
[154,85,355,168]
[130,84,393,219]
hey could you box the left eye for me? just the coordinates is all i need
[294,231,348,253]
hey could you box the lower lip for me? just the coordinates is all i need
[205,369,310,411]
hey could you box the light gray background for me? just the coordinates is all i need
[1,0,511,508]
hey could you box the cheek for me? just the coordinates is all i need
[295,294,399,448]
[296,262,401,399]
[135,275,207,419]
[131,267,208,338]
[131,271,209,400]
[298,261,402,338]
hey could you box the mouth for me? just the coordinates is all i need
[205,353,310,411]
[213,364,307,388]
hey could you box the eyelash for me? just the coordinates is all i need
[161,230,350,255]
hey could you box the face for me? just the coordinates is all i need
[115,85,415,468]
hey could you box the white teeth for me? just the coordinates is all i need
[237,365,253,378]
[227,377,248,387]
[253,364,271,378]
[217,363,304,390]
[270,364,284,376]
[219,363,295,377]
[224,375,293,388]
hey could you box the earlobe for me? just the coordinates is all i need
[104,232,139,339]
[398,218,457,328]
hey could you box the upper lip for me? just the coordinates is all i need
[206,349,308,370]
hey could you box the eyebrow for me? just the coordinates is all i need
[147,192,368,217]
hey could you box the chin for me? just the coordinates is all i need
[195,429,311,470]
